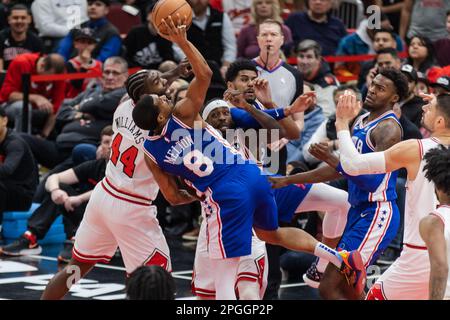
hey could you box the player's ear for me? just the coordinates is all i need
[392,93,399,105]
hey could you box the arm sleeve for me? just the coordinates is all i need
[0,59,22,102]
[335,162,386,192]
[95,35,122,63]
[0,139,26,178]
[221,13,237,63]
[337,130,387,175]
[230,107,287,129]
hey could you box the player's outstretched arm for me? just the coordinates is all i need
[419,215,448,300]
[158,16,212,124]
[268,165,342,189]
[225,89,286,142]
[335,91,419,176]
[144,155,197,206]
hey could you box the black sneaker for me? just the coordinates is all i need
[0,233,42,256]
[57,239,74,263]
[302,260,323,289]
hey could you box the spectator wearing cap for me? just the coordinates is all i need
[65,28,103,98]
[0,4,44,72]
[398,63,425,128]
[0,107,38,225]
[285,0,347,56]
[431,76,450,95]
[58,0,122,63]
[123,2,176,70]
[433,10,450,68]
[295,39,338,117]
[0,53,66,137]
[31,0,88,53]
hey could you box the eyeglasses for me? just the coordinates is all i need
[103,70,125,76]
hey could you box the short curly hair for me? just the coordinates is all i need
[423,145,450,196]
[378,68,409,101]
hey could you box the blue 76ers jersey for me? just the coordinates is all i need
[142,115,250,192]
[348,111,402,206]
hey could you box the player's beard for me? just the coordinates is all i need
[420,115,434,132]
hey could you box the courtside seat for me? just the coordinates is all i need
[2,203,66,245]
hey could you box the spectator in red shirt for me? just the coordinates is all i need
[65,28,102,98]
[0,53,65,137]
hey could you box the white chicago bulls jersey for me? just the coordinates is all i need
[403,138,442,247]
[221,0,252,35]
[429,205,450,299]
[104,99,159,204]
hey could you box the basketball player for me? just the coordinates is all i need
[192,96,350,299]
[334,91,450,299]
[133,16,365,300]
[270,69,409,299]
[40,63,194,301]
[419,146,450,300]
[220,59,350,290]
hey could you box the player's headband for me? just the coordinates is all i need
[202,99,230,120]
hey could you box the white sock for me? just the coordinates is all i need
[316,258,328,273]
[314,243,342,269]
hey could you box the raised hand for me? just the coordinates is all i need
[336,90,361,124]
[286,91,316,115]
[223,89,252,110]
[158,14,188,45]
[253,78,272,107]
[309,142,339,167]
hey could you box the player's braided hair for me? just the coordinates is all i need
[126,265,176,300]
[423,145,450,196]
[125,70,149,103]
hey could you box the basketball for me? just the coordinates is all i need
[151,0,193,36]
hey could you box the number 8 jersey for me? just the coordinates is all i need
[143,115,249,193]
[105,99,159,203]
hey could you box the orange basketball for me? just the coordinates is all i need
[151,0,193,36]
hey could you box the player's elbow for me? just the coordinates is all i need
[339,159,360,176]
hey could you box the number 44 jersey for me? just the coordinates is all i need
[143,115,251,193]
[105,98,159,202]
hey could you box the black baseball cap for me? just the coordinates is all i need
[73,28,97,43]
[400,64,418,82]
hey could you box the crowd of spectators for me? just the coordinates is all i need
[1,0,450,299]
